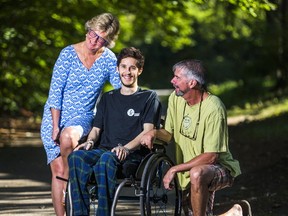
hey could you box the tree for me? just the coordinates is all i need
[0,0,278,116]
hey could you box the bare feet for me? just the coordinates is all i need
[218,204,243,216]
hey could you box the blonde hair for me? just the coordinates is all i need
[85,13,120,48]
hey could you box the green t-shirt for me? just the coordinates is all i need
[165,91,241,190]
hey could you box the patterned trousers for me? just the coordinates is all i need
[68,149,119,216]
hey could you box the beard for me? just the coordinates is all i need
[175,89,184,97]
[121,76,136,88]
[121,82,134,88]
[174,84,188,97]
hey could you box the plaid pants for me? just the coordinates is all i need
[68,149,119,216]
[181,164,234,216]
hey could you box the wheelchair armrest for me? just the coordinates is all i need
[135,138,167,179]
[152,138,168,153]
[153,138,167,145]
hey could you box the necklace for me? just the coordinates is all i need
[180,91,203,140]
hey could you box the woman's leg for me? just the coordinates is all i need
[50,156,65,216]
[60,126,81,179]
[60,115,93,187]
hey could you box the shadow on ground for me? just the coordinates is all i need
[0,146,53,215]
[0,146,50,183]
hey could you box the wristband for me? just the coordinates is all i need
[118,143,130,155]
[87,139,94,146]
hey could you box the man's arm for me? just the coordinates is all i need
[111,123,154,161]
[74,127,101,151]
[171,152,218,173]
[140,128,173,150]
[163,152,218,190]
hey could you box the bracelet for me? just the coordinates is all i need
[87,139,94,146]
[118,144,130,155]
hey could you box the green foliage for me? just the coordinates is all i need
[230,97,288,118]
[209,77,288,123]
[0,0,284,118]
[209,80,240,96]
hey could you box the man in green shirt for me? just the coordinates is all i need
[140,59,241,216]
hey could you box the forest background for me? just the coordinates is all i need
[1,0,288,215]
[1,0,287,117]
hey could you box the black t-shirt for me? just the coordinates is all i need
[93,88,161,150]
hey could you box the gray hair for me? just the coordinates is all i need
[85,13,120,48]
[173,59,206,88]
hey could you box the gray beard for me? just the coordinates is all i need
[175,90,184,97]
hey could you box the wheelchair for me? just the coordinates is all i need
[65,142,182,216]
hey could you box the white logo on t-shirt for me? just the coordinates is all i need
[127,109,135,116]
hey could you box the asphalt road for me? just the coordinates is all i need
[0,145,53,215]
[0,146,145,216]
[0,137,248,216]
[0,140,179,216]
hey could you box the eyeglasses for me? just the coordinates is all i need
[179,92,203,141]
[87,29,108,46]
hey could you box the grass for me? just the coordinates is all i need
[209,79,288,120]
[227,97,288,121]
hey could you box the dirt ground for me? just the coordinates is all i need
[0,116,288,215]
[219,118,288,216]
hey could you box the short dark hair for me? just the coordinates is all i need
[117,47,145,69]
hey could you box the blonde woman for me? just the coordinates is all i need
[40,13,121,215]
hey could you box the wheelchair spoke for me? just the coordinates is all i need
[141,155,181,216]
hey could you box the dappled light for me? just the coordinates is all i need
[1,1,287,215]
[227,97,288,124]
[1,0,286,116]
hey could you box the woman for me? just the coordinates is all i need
[40,13,121,216]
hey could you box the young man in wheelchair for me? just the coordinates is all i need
[67,47,162,216]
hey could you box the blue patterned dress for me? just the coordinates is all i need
[40,45,121,164]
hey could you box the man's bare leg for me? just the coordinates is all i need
[190,166,215,216]
[190,183,210,216]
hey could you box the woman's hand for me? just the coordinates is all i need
[52,127,60,145]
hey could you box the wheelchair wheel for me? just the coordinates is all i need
[65,181,73,216]
[140,153,182,216]
[65,181,98,216]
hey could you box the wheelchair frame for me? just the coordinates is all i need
[65,144,182,216]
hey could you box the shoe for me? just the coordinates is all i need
[219,204,242,216]
[214,200,252,216]
[237,200,252,216]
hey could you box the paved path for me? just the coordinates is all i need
[0,145,173,216]
[0,124,176,216]
[0,145,54,215]
[0,143,174,216]
[0,128,244,216]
